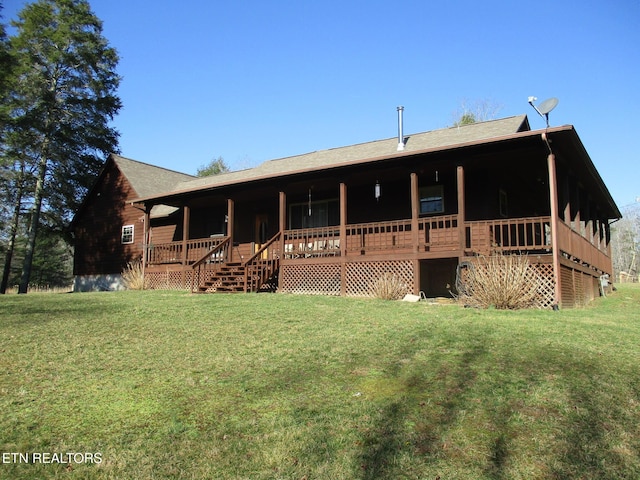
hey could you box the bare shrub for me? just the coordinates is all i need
[456,254,542,309]
[122,260,146,290]
[370,272,408,300]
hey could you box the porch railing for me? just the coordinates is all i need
[465,217,552,254]
[148,236,227,265]
[345,219,414,253]
[557,220,611,273]
[283,226,341,258]
[164,214,610,287]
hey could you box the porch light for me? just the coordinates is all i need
[374,180,381,202]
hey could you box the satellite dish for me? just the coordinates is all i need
[528,96,559,128]
[538,97,559,115]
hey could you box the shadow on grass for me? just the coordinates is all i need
[358,343,487,479]
[550,366,640,480]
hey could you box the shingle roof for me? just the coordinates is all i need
[169,115,530,194]
[111,154,195,198]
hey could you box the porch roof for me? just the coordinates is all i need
[135,115,529,202]
[130,114,620,219]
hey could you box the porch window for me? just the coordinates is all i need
[121,225,134,244]
[419,185,444,215]
[289,199,339,229]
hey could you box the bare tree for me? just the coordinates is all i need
[451,98,504,127]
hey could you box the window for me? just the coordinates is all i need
[121,225,134,244]
[289,199,339,229]
[419,185,444,215]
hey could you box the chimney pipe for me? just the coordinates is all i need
[397,106,405,151]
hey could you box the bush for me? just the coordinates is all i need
[370,272,408,300]
[456,254,542,309]
[122,260,147,290]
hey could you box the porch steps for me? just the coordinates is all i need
[199,262,246,293]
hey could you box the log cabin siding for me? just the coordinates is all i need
[73,161,144,275]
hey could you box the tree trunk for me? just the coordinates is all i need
[18,154,47,294]
[0,183,24,294]
[0,161,27,294]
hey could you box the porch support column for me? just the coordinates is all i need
[181,205,190,288]
[456,166,466,257]
[340,182,347,296]
[181,205,190,266]
[410,173,419,253]
[278,191,286,291]
[227,199,235,263]
[547,153,561,308]
[410,173,420,295]
[142,206,150,288]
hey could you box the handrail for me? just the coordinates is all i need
[192,236,230,269]
[190,236,230,293]
[243,231,282,293]
[242,231,282,267]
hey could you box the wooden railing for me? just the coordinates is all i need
[148,236,227,265]
[283,226,341,258]
[282,216,461,256]
[419,215,459,252]
[465,217,551,254]
[190,237,231,292]
[243,232,282,293]
[557,221,611,273]
[345,219,414,253]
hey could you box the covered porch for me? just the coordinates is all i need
[138,133,614,306]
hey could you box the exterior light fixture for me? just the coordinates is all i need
[375,180,381,202]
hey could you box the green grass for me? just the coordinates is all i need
[1,285,639,479]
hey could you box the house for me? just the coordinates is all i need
[71,114,621,307]
[71,155,195,291]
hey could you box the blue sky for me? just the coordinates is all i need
[4,0,639,209]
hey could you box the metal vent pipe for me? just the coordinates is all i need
[397,106,405,151]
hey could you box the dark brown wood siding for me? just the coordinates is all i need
[73,160,144,275]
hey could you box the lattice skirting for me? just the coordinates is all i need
[280,263,341,295]
[530,263,556,309]
[344,261,414,298]
[145,270,193,290]
[461,258,556,309]
[280,260,414,298]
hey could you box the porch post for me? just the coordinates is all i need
[547,153,561,307]
[278,191,286,291]
[227,199,235,263]
[456,166,466,257]
[181,205,190,288]
[340,182,347,296]
[142,206,150,287]
[410,173,419,253]
[410,173,420,295]
[181,205,190,266]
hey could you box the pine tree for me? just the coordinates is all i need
[6,0,121,293]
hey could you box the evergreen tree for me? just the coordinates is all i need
[6,0,121,293]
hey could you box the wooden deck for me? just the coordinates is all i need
[146,214,610,275]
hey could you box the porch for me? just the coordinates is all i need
[143,214,611,298]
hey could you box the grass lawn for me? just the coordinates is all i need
[1,285,639,479]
